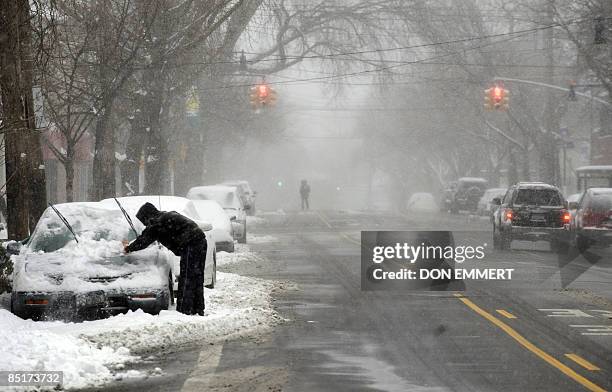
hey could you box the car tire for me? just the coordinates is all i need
[205,252,217,289]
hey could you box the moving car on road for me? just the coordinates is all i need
[10,202,176,321]
[567,188,612,252]
[443,177,487,214]
[187,185,248,244]
[492,182,570,252]
[191,199,235,253]
[477,187,507,219]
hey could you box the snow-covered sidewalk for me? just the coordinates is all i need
[0,248,283,390]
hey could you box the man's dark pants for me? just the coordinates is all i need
[177,239,206,315]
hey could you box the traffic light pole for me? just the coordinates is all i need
[492,77,611,108]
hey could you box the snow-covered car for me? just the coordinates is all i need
[477,187,507,219]
[566,193,581,204]
[406,193,438,212]
[221,180,256,215]
[10,202,175,321]
[100,196,217,293]
[186,185,247,244]
[191,199,235,253]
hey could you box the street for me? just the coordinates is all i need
[87,209,612,392]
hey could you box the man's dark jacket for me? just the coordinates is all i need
[125,202,206,255]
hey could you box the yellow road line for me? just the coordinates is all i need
[496,309,517,319]
[457,296,606,392]
[565,354,601,371]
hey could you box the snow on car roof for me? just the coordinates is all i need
[190,200,229,227]
[458,177,487,183]
[186,186,242,209]
[99,196,212,230]
[588,187,612,194]
[576,165,612,173]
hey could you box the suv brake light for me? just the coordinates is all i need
[562,210,571,224]
[504,209,513,221]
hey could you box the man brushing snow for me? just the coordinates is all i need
[124,202,206,316]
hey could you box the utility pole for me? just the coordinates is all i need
[541,0,560,185]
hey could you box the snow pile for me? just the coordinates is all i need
[0,272,281,389]
[0,310,136,389]
[217,245,265,267]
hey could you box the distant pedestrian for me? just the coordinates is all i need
[300,179,311,210]
[124,202,207,316]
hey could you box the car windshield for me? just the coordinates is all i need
[29,205,138,253]
[514,189,562,206]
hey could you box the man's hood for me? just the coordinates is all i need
[136,202,161,225]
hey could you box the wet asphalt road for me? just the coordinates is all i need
[87,210,612,392]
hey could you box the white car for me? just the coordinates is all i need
[477,188,507,218]
[100,196,217,294]
[186,185,247,244]
[191,199,235,253]
[10,202,176,321]
[407,193,438,212]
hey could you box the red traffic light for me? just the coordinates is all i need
[257,84,269,98]
[493,86,503,103]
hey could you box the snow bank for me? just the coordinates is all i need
[217,245,265,267]
[0,272,281,390]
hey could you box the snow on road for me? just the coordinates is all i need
[0,247,282,390]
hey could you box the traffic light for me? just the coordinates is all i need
[484,84,509,111]
[249,83,277,109]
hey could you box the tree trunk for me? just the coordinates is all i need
[121,122,146,196]
[64,151,75,202]
[91,107,116,200]
[0,0,47,239]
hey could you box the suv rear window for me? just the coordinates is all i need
[513,189,562,206]
[590,193,612,210]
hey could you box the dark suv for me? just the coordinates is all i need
[443,177,487,213]
[492,182,570,252]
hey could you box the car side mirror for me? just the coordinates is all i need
[230,216,237,221]
[6,241,23,255]
[492,197,501,206]
[568,201,578,210]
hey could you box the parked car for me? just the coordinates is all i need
[10,202,175,321]
[567,188,612,252]
[221,180,256,215]
[443,177,488,213]
[191,200,235,253]
[406,193,438,212]
[477,188,507,219]
[492,182,570,252]
[100,196,217,292]
[186,185,247,243]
